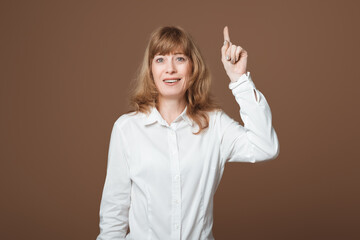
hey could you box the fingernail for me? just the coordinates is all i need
[223,40,227,46]
[226,56,230,60]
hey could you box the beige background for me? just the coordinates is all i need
[1,0,359,239]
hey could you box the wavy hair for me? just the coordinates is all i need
[127,25,221,134]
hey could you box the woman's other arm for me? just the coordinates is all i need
[96,121,131,240]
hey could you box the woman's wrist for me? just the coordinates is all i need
[228,71,246,83]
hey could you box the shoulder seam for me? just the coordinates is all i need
[114,111,140,129]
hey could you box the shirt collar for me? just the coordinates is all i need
[143,105,194,127]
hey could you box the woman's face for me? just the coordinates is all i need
[151,49,192,101]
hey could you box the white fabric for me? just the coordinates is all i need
[96,72,280,240]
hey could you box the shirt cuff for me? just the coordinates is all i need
[228,71,256,94]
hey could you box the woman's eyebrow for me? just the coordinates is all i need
[154,52,185,56]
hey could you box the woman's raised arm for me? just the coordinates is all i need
[219,26,279,164]
[219,72,280,164]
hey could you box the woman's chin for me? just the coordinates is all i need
[158,92,186,100]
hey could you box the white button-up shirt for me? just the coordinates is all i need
[96,72,279,240]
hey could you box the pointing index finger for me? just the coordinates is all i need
[223,26,230,42]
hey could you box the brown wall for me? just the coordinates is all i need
[1,0,359,239]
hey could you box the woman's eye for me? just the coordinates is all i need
[155,58,163,63]
[177,57,186,61]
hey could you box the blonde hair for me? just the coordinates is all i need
[128,25,221,134]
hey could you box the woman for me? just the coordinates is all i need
[96,25,279,240]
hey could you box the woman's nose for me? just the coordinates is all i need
[166,59,177,73]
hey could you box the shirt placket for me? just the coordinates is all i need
[168,124,182,240]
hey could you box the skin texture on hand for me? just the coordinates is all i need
[221,26,248,83]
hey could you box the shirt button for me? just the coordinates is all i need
[175,199,179,204]
[175,175,180,180]
[175,224,179,229]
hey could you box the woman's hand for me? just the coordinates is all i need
[221,26,248,83]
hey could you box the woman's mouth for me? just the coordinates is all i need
[163,78,181,85]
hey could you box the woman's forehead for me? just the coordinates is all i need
[155,51,185,56]
[155,47,186,56]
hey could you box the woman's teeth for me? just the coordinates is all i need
[164,79,181,83]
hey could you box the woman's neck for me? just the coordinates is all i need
[156,97,186,125]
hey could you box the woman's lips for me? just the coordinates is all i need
[163,78,181,82]
[163,78,181,85]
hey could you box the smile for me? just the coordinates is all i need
[163,78,181,83]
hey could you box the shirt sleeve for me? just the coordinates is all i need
[219,71,280,164]
[97,121,131,240]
